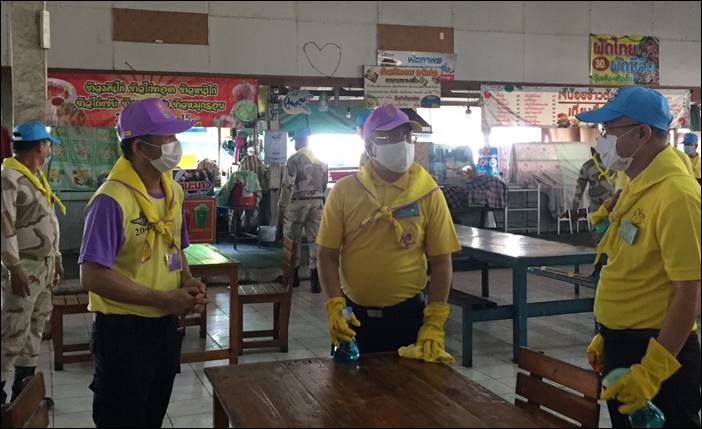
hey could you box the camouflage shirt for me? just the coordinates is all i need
[1,166,61,269]
[572,157,615,211]
[278,147,328,208]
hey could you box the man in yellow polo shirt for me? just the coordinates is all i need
[317,104,460,362]
[576,86,701,428]
[79,98,208,428]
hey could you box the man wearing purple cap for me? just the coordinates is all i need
[576,87,701,427]
[78,98,208,427]
[317,104,460,363]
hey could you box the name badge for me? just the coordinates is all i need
[618,220,639,245]
[166,249,183,272]
[394,202,420,219]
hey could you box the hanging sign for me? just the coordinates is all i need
[590,34,660,85]
[364,65,441,108]
[377,50,456,80]
[47,71,257,128]
[482,85,690,128]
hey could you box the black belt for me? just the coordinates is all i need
[346,293,425,319]
[291,197,324,201]
[599,325,660,339]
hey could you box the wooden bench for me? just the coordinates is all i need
[452,254,492,297]
[1,372,50,428]
[51,278,208,370]
[527,266,597,296]
[448,288,498,367]
[516,347,601,428]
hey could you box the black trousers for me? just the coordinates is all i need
[347,294,425,354]
[600,326,701,428]
[90,313,184,428]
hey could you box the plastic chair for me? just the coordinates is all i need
[576,208,591,233]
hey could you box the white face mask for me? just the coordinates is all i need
[684,145,696,156]
[595,127,642,171]
[42,143,52,168]
[141,139,183,173]
[372,140,415,173]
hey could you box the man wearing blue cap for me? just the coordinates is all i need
[1,121,65,404]
[576,86,701,427]
[681,132,700,180]
[278,127,328,293]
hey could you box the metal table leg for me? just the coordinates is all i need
[512,264,528,363]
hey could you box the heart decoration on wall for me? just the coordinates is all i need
[302,41,342,78]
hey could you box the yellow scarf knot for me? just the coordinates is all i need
[106,157,179,263]
[1,157,66,215]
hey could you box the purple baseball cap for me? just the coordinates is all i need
[116,98,195,140]
[362,104,421,141]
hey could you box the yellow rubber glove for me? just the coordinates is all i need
[601,338,681,414]
[325,297,361,347]
[586,334,604,373]
[398,302,455,364]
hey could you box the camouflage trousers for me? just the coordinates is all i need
[283,199,323,270]
[1,256,55,381]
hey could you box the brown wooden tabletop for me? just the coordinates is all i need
[182,243,240,365]
[204,353,544,428]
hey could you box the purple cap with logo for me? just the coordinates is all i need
[116,98,195,140]
[362,104,421,141]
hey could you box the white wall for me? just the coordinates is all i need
[1,1,700,87]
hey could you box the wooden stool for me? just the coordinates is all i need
[51,289,91,371]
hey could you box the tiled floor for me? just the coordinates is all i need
[16,266,636,428]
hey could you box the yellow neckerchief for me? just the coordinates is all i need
[350,161,439,248]
[106,157,178,263]
[1,157,66,215]
[595,146,692,265]
[592,155,616,184]
[296,146,317,164]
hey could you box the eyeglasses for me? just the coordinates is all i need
[369,129,416,145]
[599,123,641,137]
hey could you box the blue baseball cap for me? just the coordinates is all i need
[576,86,672,131]
[682,133,698,145]
[12,120,61,145]
[293,127,310,141]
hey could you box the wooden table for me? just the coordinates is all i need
[455,225,596,363]
[204,353,544,428]
[182,243,240,365]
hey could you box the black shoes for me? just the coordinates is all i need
[293,268,300,288]
[310,269,321,294]
[10,366,35,402]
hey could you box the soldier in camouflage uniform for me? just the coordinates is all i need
[572,148,616,216]
[1,121,64,405]
[278,128,328,293]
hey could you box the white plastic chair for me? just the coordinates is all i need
[558,187,573,235]
[576,208,591,233]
